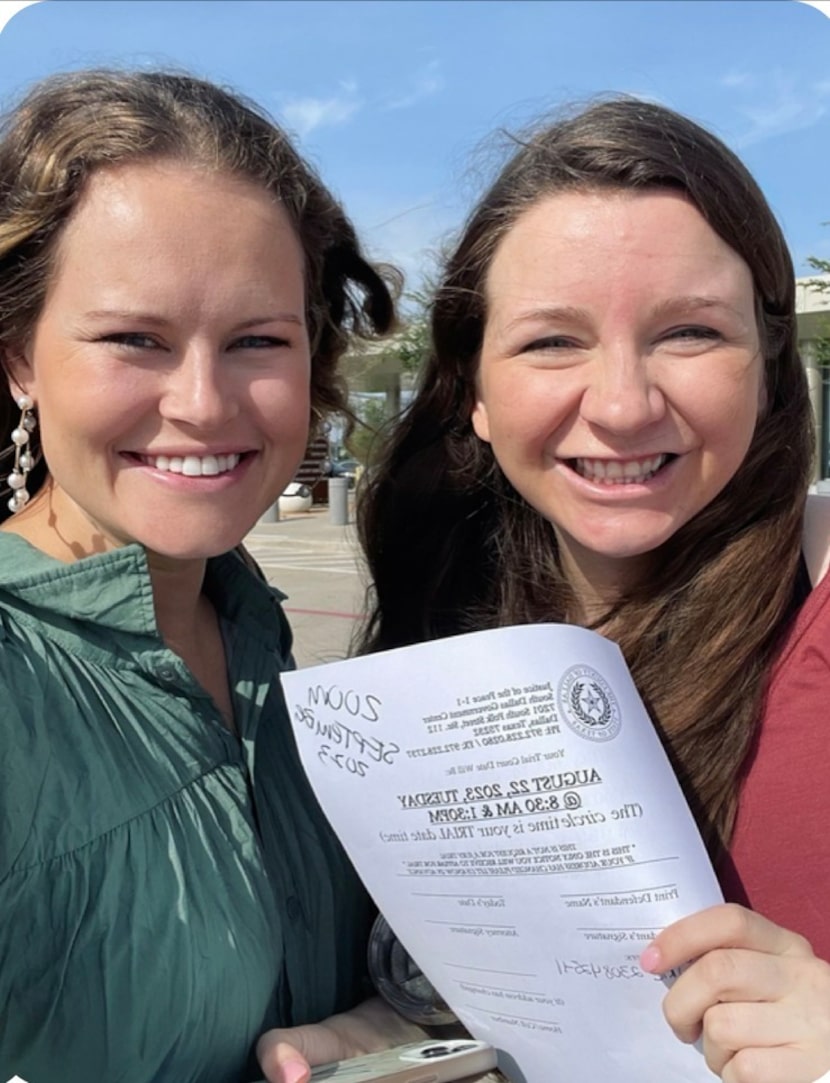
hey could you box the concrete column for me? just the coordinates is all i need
[258,500,280,523]
[803,342,823,481]
[329,476,350,525]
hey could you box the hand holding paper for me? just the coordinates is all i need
[281,624,723,1083]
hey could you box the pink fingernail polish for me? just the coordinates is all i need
[283,1059,310,1083]
[640,945,661,972]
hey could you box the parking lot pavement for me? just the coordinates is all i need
[243,503,366,669]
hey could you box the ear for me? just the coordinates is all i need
[2,347,36,404]
[471,396,491,443]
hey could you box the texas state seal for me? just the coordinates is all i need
[557,664,621,742]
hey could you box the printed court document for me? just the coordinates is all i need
[281,624,723,1083]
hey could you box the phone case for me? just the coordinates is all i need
[308,1038,498,1082]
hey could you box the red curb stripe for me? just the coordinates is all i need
[284,606,361,620]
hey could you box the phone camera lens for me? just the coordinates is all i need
[419,1045,450,1059]
[418,1043,474,1059]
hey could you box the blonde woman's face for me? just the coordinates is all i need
[8,160,311,561]
[472,189,764,596]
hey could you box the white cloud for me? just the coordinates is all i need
[276,62,443,138]
[279,81,362,137]
[385,61,444,112]
[735,93,825,147]
[726,70,827,148]
[720,71,751,88]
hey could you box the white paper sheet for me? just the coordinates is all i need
[281,624,723,1083]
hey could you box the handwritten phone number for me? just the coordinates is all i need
[555,960,644,981]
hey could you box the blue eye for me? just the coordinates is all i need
[524,335,578,351]
[100,332,160,349]
[231,335,288,349]
[667,326,721,341]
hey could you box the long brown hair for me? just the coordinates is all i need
[357,98,813,854]
[0,68,399,520]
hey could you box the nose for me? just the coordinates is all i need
[578,343,666,435]
[160,345,239,429]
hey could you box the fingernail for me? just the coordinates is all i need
[639,945,662,973]
[283,1060,310,1083]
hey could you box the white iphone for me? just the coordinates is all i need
[308,1038,498,1082]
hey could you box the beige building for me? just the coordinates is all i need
[798,275,830,479]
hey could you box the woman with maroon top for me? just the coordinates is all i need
[346,98,830,1083]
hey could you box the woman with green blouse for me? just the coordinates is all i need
[0,68,421,1083]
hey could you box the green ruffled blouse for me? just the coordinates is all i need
[0,533,374,1083]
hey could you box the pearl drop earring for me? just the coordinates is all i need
[6,394,37,514]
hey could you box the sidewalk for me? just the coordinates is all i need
[244,501,366,669]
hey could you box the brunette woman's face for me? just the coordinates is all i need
[471,188,764,595]
[7,160,311,561]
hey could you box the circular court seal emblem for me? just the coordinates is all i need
[557,664,621,742]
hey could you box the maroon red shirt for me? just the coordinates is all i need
[720,567,830,960]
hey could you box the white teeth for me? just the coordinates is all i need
[574,455,668,484]
[143,453,241,476]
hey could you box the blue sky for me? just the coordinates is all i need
[0,0,828,292]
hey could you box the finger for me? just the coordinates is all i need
[721,1045,830,1083]
[256,1029,322,1083]
[699,1000,815,1077]
[662,948,792,1042]
[641,904,812,975]
[257,1043,310,1083]
[258,1023,351,1069]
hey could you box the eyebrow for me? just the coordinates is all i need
[82,310,305,327]
[502,295,746,332]
[503,305,585,333]
[649,295,746,320]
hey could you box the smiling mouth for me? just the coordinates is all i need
[570,454,675,485]
[135,452,246,477]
